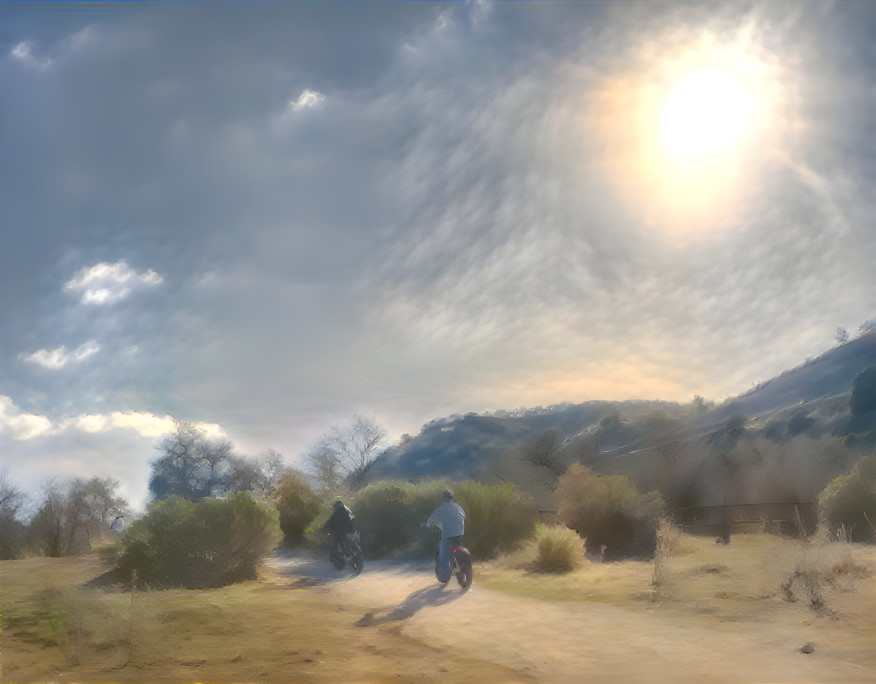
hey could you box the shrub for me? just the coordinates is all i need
[274,469,320,546]
[556,464,664,559]
[346,480,421,559]
[114,493,281,588]
[819,456,876,543]
[337,479,538,561]
[452,481,539,559]
[532,523,585,572]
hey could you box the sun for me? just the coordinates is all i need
[659,68,754,165]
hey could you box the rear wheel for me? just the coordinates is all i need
[351,545,364,575]
[454,548,472,590]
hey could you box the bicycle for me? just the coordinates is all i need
[328,531,363,576]
[422,524,472,589]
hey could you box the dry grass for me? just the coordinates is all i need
[0,554,524,683]
[3,534,876,683]
[480,530,876,620]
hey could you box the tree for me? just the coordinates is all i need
[252,448,289,499]
[0,468,27,560]
[28,477,127,557]
[304,416,387,493]
[149,421,256,500]
[851,366,876,417]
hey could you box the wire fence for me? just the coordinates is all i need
[671,502,818,541]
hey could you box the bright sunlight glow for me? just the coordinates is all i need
[660,68,754,164]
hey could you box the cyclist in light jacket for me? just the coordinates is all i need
[424,489,465,583]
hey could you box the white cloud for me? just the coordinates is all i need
[57,411,225,439]
[63,260,162,305]
[20,340,100,370]
[288,89,325,112]
[0,396,52,440]
[9,41,52,70]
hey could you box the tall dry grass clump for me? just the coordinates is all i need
[651,518,681,599]
[532,523,585,573]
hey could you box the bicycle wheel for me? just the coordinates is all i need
[454,548,472,589]
[351,550,363,575]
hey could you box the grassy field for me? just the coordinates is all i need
[2,531,875,683]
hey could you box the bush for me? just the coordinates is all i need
[532,523,585,573]
[346,480,424,559]
[274,469,320,546]
[114,493,281,588]
[819,456,876,543]
[556,464,664,559]
[452,481,539,559]
[337,479,538,561]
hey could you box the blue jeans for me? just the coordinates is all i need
[435,535,462,582]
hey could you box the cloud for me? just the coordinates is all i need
[57,411,225,439]
[20,340,100,370]
[63,260,162,305]
[9,41,52,70]
[0,396,52,440]
[289,89,325,113]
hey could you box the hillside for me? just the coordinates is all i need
[367,330,876,507]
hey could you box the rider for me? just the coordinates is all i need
[424,489,465,583]
[323,500,358,550]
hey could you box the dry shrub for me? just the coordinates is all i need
[651,518,681,599]
[779,526,873,613]
[556,464,664,560]
[532,523,585,573]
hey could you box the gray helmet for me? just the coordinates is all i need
[441,489,454,502]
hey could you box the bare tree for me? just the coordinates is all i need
[252,448,288,498]
[304,415,387,493]
[0,468,28,559]
[28,477,128,556]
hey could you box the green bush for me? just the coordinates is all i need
[337,479,538,561]
[345,480,422,559]
[452,481,539,559]
[556,464,664,559]
[532,523,585,573]
[274,469,320,546]
[819,456,876,543]
[115,493,281,588]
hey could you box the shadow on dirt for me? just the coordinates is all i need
[355,584,465,627]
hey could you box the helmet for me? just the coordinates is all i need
[441,489,454,502]
[334,500,345,511]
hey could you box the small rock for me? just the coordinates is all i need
[800,642,815,654]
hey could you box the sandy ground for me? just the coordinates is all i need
[268,550,876,684]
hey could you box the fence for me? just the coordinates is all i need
[672,502,818,542]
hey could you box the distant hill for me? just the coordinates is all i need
[366,330,876,507]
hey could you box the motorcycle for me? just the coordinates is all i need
[328,531,363,575]
[423,523,472,590]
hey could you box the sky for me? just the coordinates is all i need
[1,0,874,512]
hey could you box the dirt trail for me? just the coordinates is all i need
[268,551,876,684]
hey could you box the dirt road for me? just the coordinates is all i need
[268,550,876,684]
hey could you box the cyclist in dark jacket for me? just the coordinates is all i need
[324,500,357,547]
